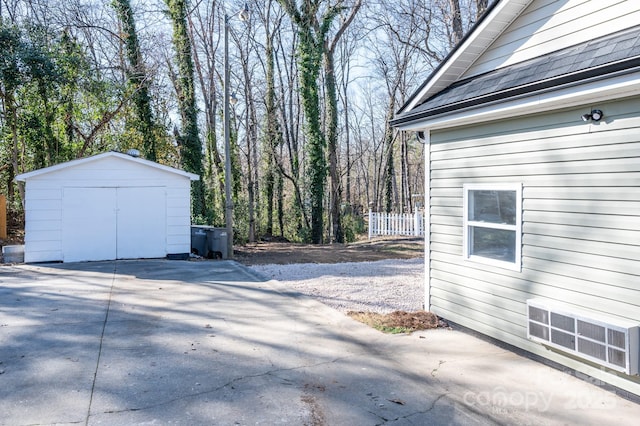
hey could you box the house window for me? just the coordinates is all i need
[463,184,522,271]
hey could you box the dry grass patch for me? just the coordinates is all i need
[347,310,439,334]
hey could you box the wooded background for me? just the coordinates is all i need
[0,0,487,244]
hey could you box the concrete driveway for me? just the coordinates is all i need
[1,260,639,425]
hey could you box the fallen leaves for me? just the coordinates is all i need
[347,310,439,334]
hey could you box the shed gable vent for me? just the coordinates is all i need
[527,299,639,375]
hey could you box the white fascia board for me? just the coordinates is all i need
[15,152,111,181]
[401,0,532,113]
[15,151,199,182]
[395,71,640,132]
[124,153,200,181]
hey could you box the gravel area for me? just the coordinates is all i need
[249,257,425,314]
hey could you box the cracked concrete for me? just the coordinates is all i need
[1,259,640,425]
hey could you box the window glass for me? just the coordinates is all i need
[463,184,522,271]
[469,190,516,225]
[470,227,516,263]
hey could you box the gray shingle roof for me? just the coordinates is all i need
[392,25,640,125]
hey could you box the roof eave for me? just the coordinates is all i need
[392,68,640,131]
[15,151,200,182]
[397,0,533,115]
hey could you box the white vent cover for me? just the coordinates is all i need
[527,299,639,375]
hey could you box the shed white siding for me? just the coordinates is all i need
[428,95,640,394]
[464,0,640,78]
[20,153,195,263]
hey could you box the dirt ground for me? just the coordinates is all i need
[234,236,424,266]
[346,310,440,334]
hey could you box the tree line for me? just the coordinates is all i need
[0,0,487,244]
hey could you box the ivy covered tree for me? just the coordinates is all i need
[112,0,157,161]
[277,0,344,244]
[0,0,481,245]
[165,0,206,219]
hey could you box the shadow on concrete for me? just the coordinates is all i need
[3,258,634,425]
[0,259,469,425]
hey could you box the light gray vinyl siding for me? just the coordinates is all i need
[464,0,640,78]
[428,95,640,391]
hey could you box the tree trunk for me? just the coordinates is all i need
[274,22,307,234]
[297,46,325,239]
[450,0,464,46]
[240,46,258,243]
[277,0,344,244]
[382,96,396,213]
[166,0,205,219]
[476,0,489,19]
[6,92,24,207]
[186,6,225,223]
[299,37,326,244]
[113,0,156,161]
[343,80,352,206]
[263,5,280,237]
[401,131,410,212]
[323,0,360,243]
[384,144,394,213]
[323,48,343,243]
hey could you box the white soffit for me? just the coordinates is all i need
[401,0,533,114]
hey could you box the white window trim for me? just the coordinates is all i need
[463,183,522,272]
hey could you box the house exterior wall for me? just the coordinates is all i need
[23,155,192,263]
[428,95,640,394]
[464,0,640,78]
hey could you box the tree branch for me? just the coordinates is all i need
[327,0,362,55]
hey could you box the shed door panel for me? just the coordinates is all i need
[62,187,166,262]
[63,187,117,262]
[116,187,166,259]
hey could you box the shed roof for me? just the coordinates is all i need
[391,24,640,127]
[15,151,200,182]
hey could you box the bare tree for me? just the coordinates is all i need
[323,0,361,243]
[187,0,225,223]
[252,0,287,237]
[0,0,486,242]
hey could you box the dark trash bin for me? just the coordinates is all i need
[206,227,228,259]
[190,226,208,257]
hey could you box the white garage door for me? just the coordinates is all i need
[62,187,166,262]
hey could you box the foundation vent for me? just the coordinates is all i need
[527,299,639,375]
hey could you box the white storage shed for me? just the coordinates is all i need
[15,151,199,263]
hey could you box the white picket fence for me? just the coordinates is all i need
[368,210,426,239]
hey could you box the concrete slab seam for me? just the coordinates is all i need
[85,261,118,425]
